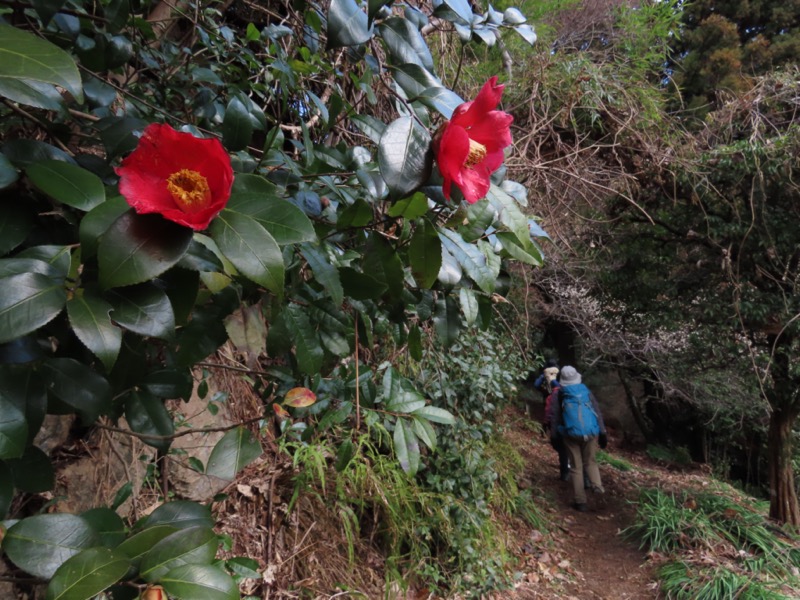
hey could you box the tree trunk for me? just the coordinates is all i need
[616,368,652,439]
[767,404,800,525]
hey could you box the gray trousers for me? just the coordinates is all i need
[563,435,604,504]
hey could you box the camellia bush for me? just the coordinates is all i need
[0,0,543,597]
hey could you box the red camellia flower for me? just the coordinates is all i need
[433,76,514,204]
[115,123,233,230]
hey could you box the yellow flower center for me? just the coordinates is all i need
[166,169,211,212]
[464,139,487,168]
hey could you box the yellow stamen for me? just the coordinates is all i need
[464,139,487,168]
[166,169,211,212]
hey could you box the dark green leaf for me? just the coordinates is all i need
[495,231,543,266]
[0,202,34,255]
[0,366,47,444]
[116,525,178,568]
[221,97,253,152]
[337,198,373,229]
[98,212,193,289]
[125,391,174,453]
[140,526,218,582]
[0,395,26,459]
[104,0,131,32]
[284,304,323,375]
[4,514,98,579]
[79,196,130,259]
[0,78,63,110]
[387,192,428,219]
[417,86,464,119]
[0,153,19,190]
[1,139,74,168]
[178,239,224,272]
[391,62,441,99]
[438,229,495,293]
[226,177,315,245]
[458,287,479,324]
[96,116,147,158]
[0,25,83,103]
[206,427,262,481]
[412,417,436,451]
[67,291,121,371]
[412,405,456,425]
[327,0,371,49]
[80,507,126,548]
[108,284,176,340]
[486,184,529,242]
[393,418,419,475]
[46,547,129,600]
[408,324,422,361]
[43,357,112,423]
[368,0,391,23]
[17,245,71,278]
[0,461,12,518]
[0,273,66,344]
[340,267,387,300]
[6,445,54,492]
[377,18,434,70]
[433,296,461,347]
[226,556,262,579]
[409,219,441,288]
[351,114,386,144]
[134,501,214,532]
[299,243,343,306]
[363,234,403,297]
[378,116,432,199]
[141,369,193,400]
[161,564,239,600]
[210,210,284,296]
[27,160,105,211]
[0,258,60,280]
[434,0,472,24]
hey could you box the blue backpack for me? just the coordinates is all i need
[558,384,600,439]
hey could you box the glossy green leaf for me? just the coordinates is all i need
[412,405,456,425]
[495,231,543,266]
[206,426,262,481]
[117,525,178,568]
[352,114,386,144]
[67,291,121,371]
[0,257,60,280]
[438,229,495,293]
[412,417,437,451]
[340,267,387,300]
[408,324,423,361]
[377,18,434,70]
[140,526,218,582]
[385,389,426,414]
[124,391,174,453]
[0,273,66,344]
[409,219,441,289]
[0,153,19,190]
[337,198,373,229]
[0,25,83,103]
[327,0,371,48]
[6,445,54,492]
[0,78,62,110]
[17,245,71,279]
[391,62,441,99]
[97,116,147,159]
[300,243,343,306]
[27,160,105,212]
[0,203,34,255]
[434,0,472,24]
[134,501,214,532]
[515,23,537,45]
[458,288,479,324]
[283,304,323,375]
[387,192,428,219]
[433,296,461,347]
[486,183,529,242]
[79,197,129,259]
[80,507,126,548]
[4,514,99,579]
[161,564,239,600]
[378,116,432,199]
[226,179,316,244]
[0,395,26,459]
[46,547,129,600]
[0,367,46,444]
[210,210,284,296]
[43,357,112,423]
[335,439,355,472]
[107,284,176,340]
[363,234,404,297]
[98,212,193,289]
[417,86,464,119]
[393,418,419,476]
[0,461,12,518]
[221,97,253,152]
[141,369,193,400]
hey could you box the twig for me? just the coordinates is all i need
[94,414,265,442]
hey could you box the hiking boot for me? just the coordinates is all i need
[572,502,587,512]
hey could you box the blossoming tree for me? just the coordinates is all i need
[0,0,541,596]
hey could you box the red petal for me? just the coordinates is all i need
[452,77,505,128]
[458,162,492,204]
[436,123,471,199]
[467,111,514,153]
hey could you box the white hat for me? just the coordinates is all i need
[560,366,581,385]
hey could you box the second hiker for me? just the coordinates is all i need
[550,365,608,512]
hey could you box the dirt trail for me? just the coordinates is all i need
[500,407,662,599]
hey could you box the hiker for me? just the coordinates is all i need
[543,380,571,481]
[533,358,560,401]
[550,366,608,512]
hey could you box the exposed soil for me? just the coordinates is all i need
[498,405,669,600]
